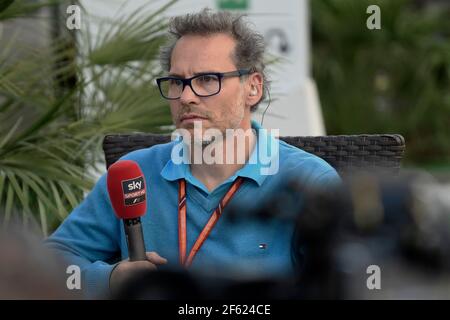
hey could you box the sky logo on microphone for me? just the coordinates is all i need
[122,176,146,206]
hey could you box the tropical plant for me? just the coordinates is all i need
[0,0,176,235]
[311,0,450,167]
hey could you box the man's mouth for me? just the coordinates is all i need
[179,114,208,123]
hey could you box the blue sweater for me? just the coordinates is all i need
[45,121,340,298]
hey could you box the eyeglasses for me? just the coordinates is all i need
[156,69,251,100]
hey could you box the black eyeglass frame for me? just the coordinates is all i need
[156,69,251,100]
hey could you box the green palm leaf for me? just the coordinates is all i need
[1,0,177,235]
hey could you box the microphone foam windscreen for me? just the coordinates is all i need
[107,160,147,220]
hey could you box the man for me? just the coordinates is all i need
[46,9,340,298]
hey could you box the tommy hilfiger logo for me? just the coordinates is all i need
[122,176,145,206]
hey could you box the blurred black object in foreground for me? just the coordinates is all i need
[0,224,81,299]
[114,170,450,299]
[291,170,450,299]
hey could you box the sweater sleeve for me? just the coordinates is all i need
[44,173,121,299]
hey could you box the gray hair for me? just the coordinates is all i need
[159,8,268,112]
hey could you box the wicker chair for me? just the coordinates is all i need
[102,133,405,175]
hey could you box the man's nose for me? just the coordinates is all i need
[179,84,199,104]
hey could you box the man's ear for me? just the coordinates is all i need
[245,72,263,108]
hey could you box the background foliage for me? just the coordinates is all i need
[0,0,174,234]
[311,0,450,167]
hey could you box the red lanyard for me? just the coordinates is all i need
[178,177,244,267]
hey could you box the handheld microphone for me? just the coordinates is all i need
[107,160,147,261]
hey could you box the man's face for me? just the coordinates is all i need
[168,34,251,137]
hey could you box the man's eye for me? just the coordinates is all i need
[169,79,183,86]
[198,75,217,83]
